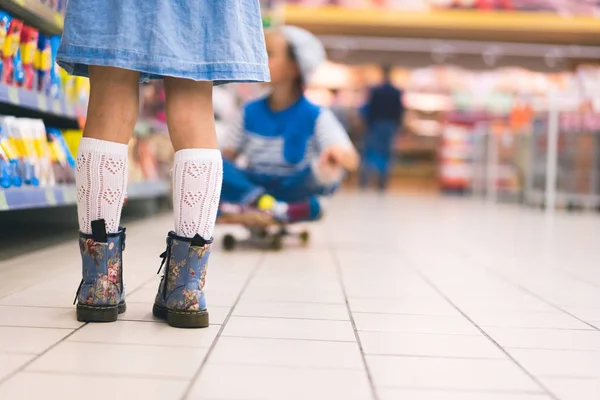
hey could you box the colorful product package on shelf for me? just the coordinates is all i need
[0,11,12,79]
[19,25,39,90]
[47,127,75,183]
[1,116,39,186]
[28,118,55,186]
[49,35,61,98]
[35,35,52,93]
[0,117,23,188]
[61,129,82,160]
[1,17,23,84]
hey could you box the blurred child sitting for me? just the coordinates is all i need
[219,26,359,223]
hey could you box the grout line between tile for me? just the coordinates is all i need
[406,265,562,400]
[332,248,380,400]
[228,314,350,322]
[16,369,190,382]
[219,334,356,344]
[0,325,77,331]
[376,384,547,396]
[64,339,217,350]
[504,346,600,353]
[365,353,506,361]
[207,361,365,372]
[356,329,482,337]
[179,252,266,400]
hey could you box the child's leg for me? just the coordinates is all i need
[164,78,222,240]
[76,66,139,234]
[74,66,139,323]
[153,78,221,329]
[221,158,265,205]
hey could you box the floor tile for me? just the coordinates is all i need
[233,301,349,320]
[0,353,34,380]
[209,336,363,369]
[222,316,356,342]
[240,285,345,304]
[508,348,600,378]
[0,306,82,329]
[27,341,208,379]
[470,311,592,330]
[541,377,600,400]
[0,372,186,400]
[0,326,73,354]
[366,355,541,392]
[348,297,461,317]
[67,320,220,348]
[485,327,600,351]
[378,389,551,400]
[353,313,479,335]
[188,364,373,400]
[359,331,505,359]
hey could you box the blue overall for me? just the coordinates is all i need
[220,97,337,205]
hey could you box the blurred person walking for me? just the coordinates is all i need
[359,65,404,192]
[57,0,269,328]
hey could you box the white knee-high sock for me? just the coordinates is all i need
[76,138,129,234]
[173,149,223,240]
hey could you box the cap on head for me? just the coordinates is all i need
[281,26,326,87]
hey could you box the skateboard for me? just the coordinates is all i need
[217,204,310,251]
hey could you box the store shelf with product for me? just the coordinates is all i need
[0,180,170,211]
[0,83,85,122]
[0,2,172,212]
[284,4,600,45]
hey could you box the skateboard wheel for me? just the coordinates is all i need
[299,231,310,246]
[223,234,236,251]
[270,234,283,251]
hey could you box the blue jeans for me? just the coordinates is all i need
[221,159,337,205]
[359,121,398,191]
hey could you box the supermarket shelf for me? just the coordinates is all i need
[0,84,85,121]
[0,0,64,35]
[0,181,170,211]
[284,5,600,45]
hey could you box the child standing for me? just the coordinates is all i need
[220,27,359,222]
[58,0,269,328]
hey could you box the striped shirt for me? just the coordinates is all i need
[220,95,352,177]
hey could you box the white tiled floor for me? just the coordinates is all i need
[1,192,600,400]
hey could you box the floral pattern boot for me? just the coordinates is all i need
[153,232,211,328]
[74,219,126,322]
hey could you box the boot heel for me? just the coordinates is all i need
[167,310,209,329]
[77,304,119,323]
[152,304,168,320]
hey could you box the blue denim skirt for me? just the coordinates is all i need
[56,0,270,84]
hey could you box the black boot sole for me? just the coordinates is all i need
[76,302,127,323]
[152,304,209,328]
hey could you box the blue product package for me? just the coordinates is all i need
[0,12,12,78]
[37,35,51,93]
[47,127,76,168]
[49,35,61,98]
[13,47,24,85]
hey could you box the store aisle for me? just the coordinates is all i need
[0,192,599,400]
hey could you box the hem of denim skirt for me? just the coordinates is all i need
[56,45,270,85]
